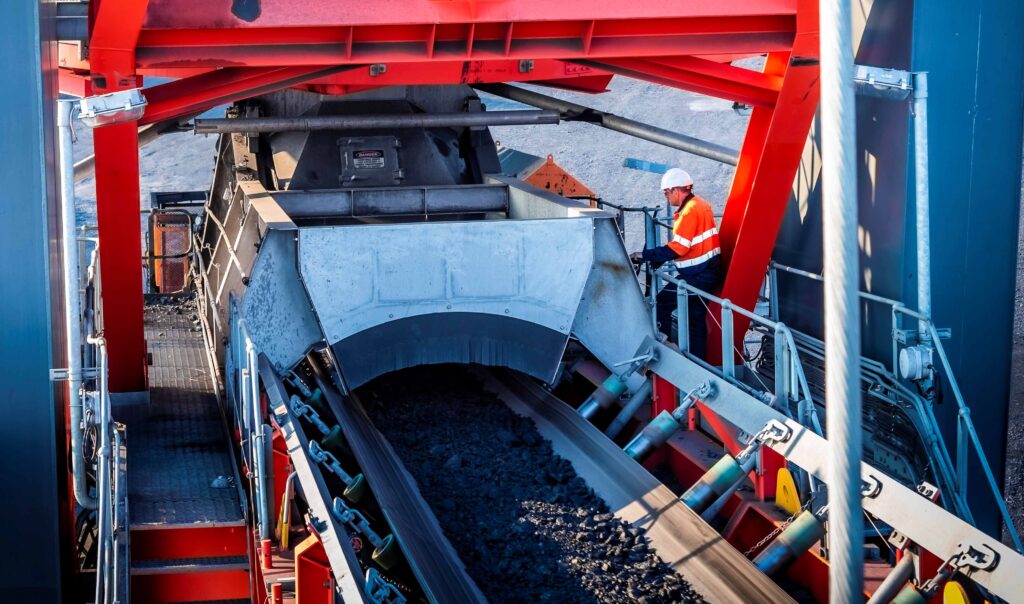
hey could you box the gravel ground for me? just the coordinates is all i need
[360,366,704,604]
[1003,161,1024,545]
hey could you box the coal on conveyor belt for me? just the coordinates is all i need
[360,366,704,604]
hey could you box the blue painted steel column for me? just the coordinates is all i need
[0,2,64,601]
[912,0,1024,536]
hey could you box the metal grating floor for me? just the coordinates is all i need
[115,299,243,526]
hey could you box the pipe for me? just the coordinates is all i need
[193,109,560,134]
[604,378,653,439]
[912,73,931,338]
[74,115,198,183]
[59,100,97,510]
[821,0,864,599]
[475,83,739,165]
[698,454,758,521]
[88,336,111,604]
[753,510,826,576]
[578,374,629,420]
[247,341,271,540]
[681,454,748,513]
[279,471,298,549]
[866,552,917,604]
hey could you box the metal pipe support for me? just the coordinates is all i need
[912,72,931,339]
[194,110,559,134]
[866,552,917,604]
[59,100,98,510]
[699,454,758,522]
[604,378,653,439]
[247,342,272,540]
[475,83,739,165]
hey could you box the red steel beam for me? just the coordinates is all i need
[140,65,354,125]
[292,59,611,96]
[89,1,152,391]
[137,2,798,29]
[89,0,150,91]
[577,55,782,107]
[129,12,796,69]
[709,0,820,362]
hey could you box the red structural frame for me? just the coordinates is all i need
[61,0,830,598]
[61,0,817,391]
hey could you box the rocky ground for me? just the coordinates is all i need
[360,366,703,604]
[1004,166,1024,545]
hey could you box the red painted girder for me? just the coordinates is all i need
[58,70,92,98]
[140,1,797,29]
[709,0,820,362]
[292,59,610,95]
[93,119,149,392]
[137,15,794,47]
[140,65,353,125]
[133,25,795,70]
[90,0,150,90]
[578,55,781,107]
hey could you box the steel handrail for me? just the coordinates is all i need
[770,261,1023,551]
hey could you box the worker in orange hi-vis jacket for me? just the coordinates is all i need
[630,168,723,358]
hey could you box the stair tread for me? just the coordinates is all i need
[131,555,249,575]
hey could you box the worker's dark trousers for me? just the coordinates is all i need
[655,257,722,360]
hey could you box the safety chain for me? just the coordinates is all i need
[290,394,331,436]
[308,441,359,484]
[332,497,386,550]
[365,568,406,604]
[743,497,813,557]
[735,419,793,463]
[670,380,718,422]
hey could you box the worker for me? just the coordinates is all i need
[630,168,722,358]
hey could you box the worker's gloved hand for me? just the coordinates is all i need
[629,251,645,265]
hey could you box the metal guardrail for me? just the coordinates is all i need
[79,236,129,604]
[227,300,272,541]
[769,261,1023,551]
[636,207,1020,549]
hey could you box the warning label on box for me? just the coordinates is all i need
[352,149,386,169]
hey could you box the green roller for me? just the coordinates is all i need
[343,473,367,503]
[753,510,825,576]
[322,424,346,452]
[371,534,401,570]
[680,455,744,513]
[623,410,682,462]
[890,586,927,604]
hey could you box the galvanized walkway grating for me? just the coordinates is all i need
[116,298,243,526]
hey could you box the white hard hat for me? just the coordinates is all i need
[660,168,693,190]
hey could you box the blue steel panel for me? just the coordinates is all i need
[0,1,64,601]
[912,0,1024,535]
[775,0,914,360]
[774,0,1024,536]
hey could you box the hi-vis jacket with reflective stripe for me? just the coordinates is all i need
[641,194,721,273]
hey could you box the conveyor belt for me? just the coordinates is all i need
[312,362,488,604]
[479,368,795,604]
